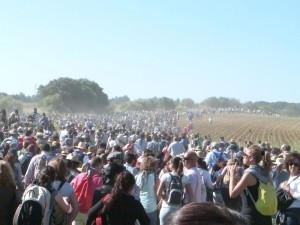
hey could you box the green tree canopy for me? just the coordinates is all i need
[200,97,242,108]
[0,96,23,114]
[37,78,109,113]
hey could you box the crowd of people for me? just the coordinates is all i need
[0,108,299,225]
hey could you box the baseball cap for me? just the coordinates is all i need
[107,151,123,161]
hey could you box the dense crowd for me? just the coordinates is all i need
[0,108,298,225]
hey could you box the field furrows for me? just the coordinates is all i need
[178,114,300,150]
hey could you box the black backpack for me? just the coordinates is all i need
[87,185,113,225]
[166,173,183,205]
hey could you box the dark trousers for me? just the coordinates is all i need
[278,208,300,225]
[221,187,241,211]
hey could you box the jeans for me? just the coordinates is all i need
[280,208,300,225]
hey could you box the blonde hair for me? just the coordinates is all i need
[140,156,157,172]
[227,158,236,166]
[247,145,272,175]
[0,160,16,188]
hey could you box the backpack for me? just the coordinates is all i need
[213,151,224,162]
[246,181,278,216]
[166,173,184,205]
[34,155,49,179]
[73,173,98,213]
[53,181,67,225]
[75,151,85,163]
[20,153,33,175]
[13,185,51,225]
[94,194,111,225]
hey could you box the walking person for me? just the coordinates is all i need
[136,156,159,225]
[48,158,79,225]
[0,160,19,225]
[183,151,204,203]
[157,156,194,225]
[101,171,150,225]
[278,152,300,225]
[229,145,273,225]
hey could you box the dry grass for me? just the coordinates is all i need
[177,113,300,151]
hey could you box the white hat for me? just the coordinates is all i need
[66,153,81,163]
[273,158,284,165]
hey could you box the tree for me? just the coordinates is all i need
[180,98,195,109]
[37,78,109,113]
[0,96,23,114]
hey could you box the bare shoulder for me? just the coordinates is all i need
[242,172,257,186]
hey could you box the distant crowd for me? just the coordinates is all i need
[0,108,298,225]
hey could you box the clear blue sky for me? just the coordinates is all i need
[0,1,299,103]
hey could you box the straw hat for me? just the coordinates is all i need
[60,150,68,157]
[76,142,86,150]
[66,153,81,163]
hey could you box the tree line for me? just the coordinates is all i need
[1,78,300,116]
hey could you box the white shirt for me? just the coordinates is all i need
[288,175,300,208]
[184,167,203,203]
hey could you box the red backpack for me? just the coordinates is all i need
[95,194,111,225]
[74,173,98,213]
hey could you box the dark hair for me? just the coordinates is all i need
[197,158,208,170]
[103,162,126,185]
[90,156,103,168]
[37,166,55,190]
[166,202,250,225]
[124,152,136,164]
[171,156,183,175]
[285,152,300,172]
[102,171,135,214]
[48,158,67,182]
[23,141,31,149]
[4,152,16,170]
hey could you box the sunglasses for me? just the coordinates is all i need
[183,157,192,161]
[243,153,252,158]
[288,162,300,167]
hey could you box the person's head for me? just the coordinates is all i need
[113,170,136,194]
[0,160,16,188]
[4,152,17,169]
[170,156,184,175]
[90,156,103,173]
[124,152,136,165]
[102,171,136,214]
[103,162,125,185]
[227,158,237,166]
[41,143,51,152]
[166,202,250,225]
[281,144,291,152]
[107,151,123,165]
[48,158,67,182]
[37,166,55,190]
[197,157,208,170]
[243,144,272,174]
[183,151,198,169]
[285,152,300,176]
[139,156,157,173]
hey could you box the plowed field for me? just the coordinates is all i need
[177,114,300,151]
